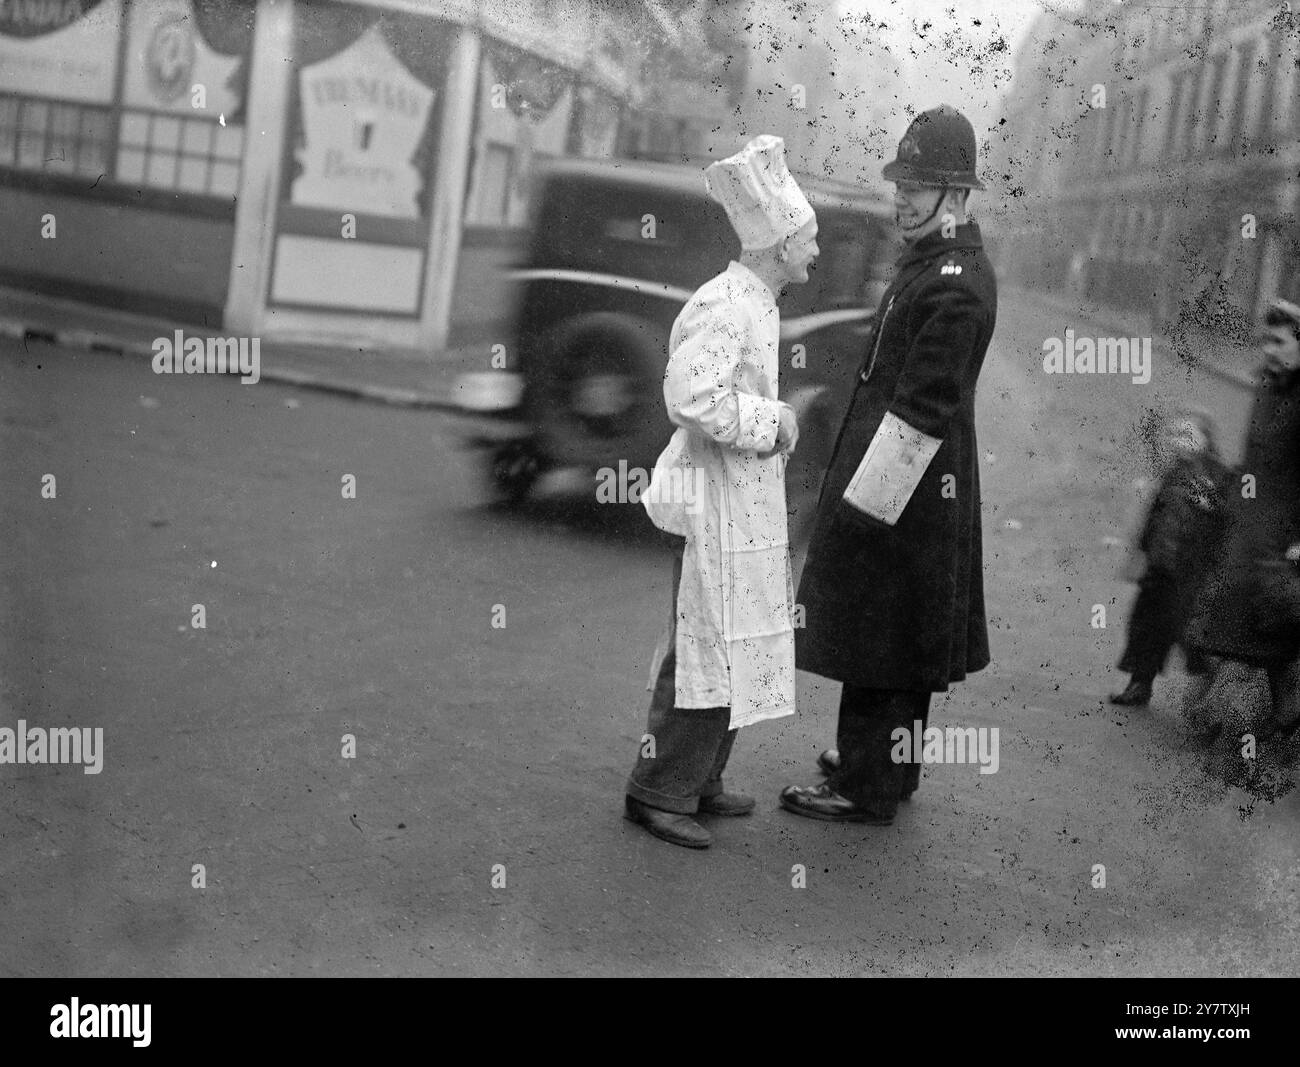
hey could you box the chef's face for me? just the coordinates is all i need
[780,217,819,285]
[1262,323,1300,377]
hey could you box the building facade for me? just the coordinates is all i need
[0,0,744,350]
[996,0,1300,335]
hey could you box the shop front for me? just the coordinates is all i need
[0,0,255,322]
[0,0,652,351]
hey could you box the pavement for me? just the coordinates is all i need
[0,286,484,411]
[0,282,1257,418]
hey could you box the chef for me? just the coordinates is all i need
[624,135,818,850]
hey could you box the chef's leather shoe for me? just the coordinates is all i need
[697,792,755,816]
[779,783,894,825]
[1109,679,1153,706]
[624,796,712,849]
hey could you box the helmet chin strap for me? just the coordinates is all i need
[899,186,949,235]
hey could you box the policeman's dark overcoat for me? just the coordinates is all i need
[795,222,997,692]
[1186,368,1300,666]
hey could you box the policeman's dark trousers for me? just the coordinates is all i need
[626,539,737,815]
[827,685,931,814]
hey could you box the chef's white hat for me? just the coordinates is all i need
[704,135,815,251]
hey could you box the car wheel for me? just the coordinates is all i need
[533,312,666,472]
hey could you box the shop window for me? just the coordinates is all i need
[114,110,244,197]
[473,142,514,225]
[0,93,112,177]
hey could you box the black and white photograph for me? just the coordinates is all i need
[2,0,1298,999]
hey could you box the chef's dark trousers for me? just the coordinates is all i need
[827,684,931,814]
[626,536,737,815]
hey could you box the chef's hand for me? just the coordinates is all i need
[773,404,799,455]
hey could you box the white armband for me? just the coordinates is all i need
[841,410,943,526]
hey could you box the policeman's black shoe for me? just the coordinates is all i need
[820,749,918,801]
[901,769,920,802]
[624,796,711,849]
[817,748,840,775]
[1109,679,1153,706]
[779,783,895,825]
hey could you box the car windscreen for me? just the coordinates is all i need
[527,178,739,292]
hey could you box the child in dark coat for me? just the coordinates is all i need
[1110,411,1231,707]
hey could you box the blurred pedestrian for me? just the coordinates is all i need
[1184,293,1300,757]
[778,104,998,825]
[1109,410,1231,707]
[625,135,818,849]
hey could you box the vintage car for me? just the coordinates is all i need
[454,153,897,541]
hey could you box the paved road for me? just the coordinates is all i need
[1,292,1295,977]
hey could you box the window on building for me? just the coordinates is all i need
[471,142,514,225]
[1256,45,1279,144]
[1183,65,1205,156]
[0,94,113,178]
[1205,52,1229,153]
[1230,41,1256,153]
[1129,88,1148,167]
[1164,73,1184,160]
[115,112,244,197]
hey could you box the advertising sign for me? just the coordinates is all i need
[0,0,121,103]
[291,26,435,219]
[122,0,245,117]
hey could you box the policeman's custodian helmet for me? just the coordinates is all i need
[882,104,986,190]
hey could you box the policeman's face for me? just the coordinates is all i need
[780,217,819,285]
[892,182,948,241]
[1262,324,1300,376]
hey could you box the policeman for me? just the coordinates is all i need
[780,105,1000,824]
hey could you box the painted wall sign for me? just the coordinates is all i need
[145,13,195,102]
[0,0,119,102]
[291,26,435,219]
[123,0,243,116]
